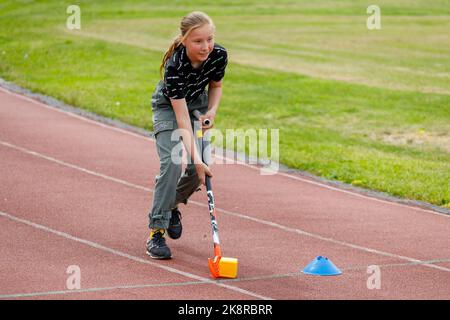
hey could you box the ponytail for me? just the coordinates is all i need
[159,35,182,79]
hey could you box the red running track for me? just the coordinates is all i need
[0,87,449,300]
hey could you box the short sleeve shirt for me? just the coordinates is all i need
[162,43,228,103]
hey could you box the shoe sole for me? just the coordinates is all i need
[167,232,182,240]
[167,224,182,240]
[146,250,172,260]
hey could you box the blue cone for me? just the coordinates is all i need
[301,256,342,276]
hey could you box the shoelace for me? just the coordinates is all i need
[152,231,166,246]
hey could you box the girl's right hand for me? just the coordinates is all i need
[195,162,213,185]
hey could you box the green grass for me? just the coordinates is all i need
[0,0,449,208]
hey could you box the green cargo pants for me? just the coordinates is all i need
[148,81,209,230]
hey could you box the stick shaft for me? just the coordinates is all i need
[194,111,222,255]
[203,140,221,251]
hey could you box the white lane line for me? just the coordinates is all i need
[0,140,150,192]
[0,210,272,300]
[1,86,447,218]
[2,257,449,299]
[1,140,449,274]
[0,280,211,299]
[218,258,450,283]
[212,153,450,218]
[212,205,450,273]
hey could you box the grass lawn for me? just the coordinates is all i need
[0,0,449,208]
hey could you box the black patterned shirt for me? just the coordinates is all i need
[162,43,228,103]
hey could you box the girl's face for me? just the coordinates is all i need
[183,24,215,65]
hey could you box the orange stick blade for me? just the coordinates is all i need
[208,256,221,278]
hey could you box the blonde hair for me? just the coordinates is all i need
[160,11,215,78]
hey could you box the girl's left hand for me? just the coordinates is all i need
[199,110,216,131]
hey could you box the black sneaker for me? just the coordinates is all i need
[146,230,172,259]
[167,208,182,240]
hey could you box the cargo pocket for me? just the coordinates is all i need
[153,120,177,136]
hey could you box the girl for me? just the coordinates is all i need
[147,11,228,259]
